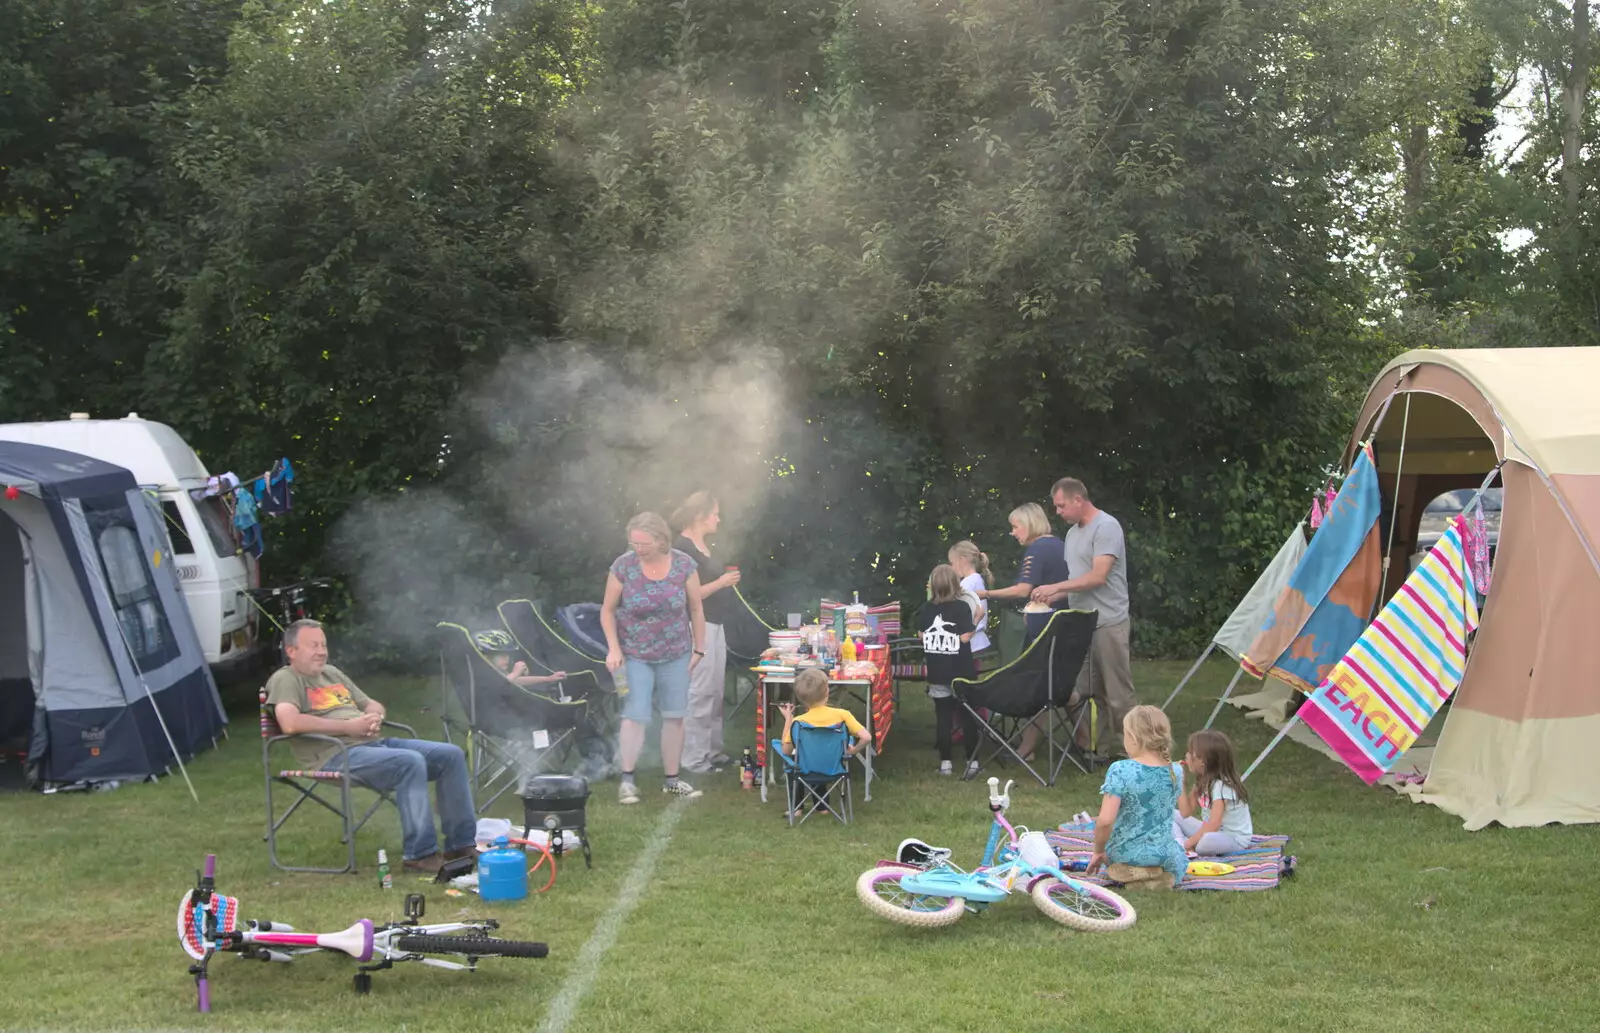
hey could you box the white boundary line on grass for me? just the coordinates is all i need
[536,799,688,1033]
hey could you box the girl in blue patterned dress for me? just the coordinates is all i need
[1088,705,1187,889]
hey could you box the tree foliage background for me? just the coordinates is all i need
[3,0,1595,662]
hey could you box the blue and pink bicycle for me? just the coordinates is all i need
[856,778,1136,931]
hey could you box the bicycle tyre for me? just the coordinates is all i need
[855,867,965,928]
[394,934,549,958]
[1028,877,1136,932]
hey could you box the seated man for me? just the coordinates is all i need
[267,619,474,874]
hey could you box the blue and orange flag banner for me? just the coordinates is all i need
[1241,446,1382,692]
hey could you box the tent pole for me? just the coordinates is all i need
[1160,641,1214,711]
[92,589,200,804]
[1202,667,1246,729]
[1240,710,1303,783]
[1377,393,1412,608]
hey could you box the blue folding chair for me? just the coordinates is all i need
[768,722,853,826]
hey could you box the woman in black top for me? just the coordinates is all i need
[975,501,1068,761]
[976,502,1069,645]
[672,492,740,773]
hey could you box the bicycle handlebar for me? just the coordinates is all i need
[987,776,1014,812]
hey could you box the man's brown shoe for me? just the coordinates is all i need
[443,846,478,862]
[403,853,444,875]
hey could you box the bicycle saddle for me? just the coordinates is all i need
[896,838,952,867]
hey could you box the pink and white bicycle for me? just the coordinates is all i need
[179,853,547,1010]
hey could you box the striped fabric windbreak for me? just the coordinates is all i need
[1299,517,1479,785]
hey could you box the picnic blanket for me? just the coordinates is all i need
[1045,821,1294,891]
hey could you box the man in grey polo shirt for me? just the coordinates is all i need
[1031,477,1135,760]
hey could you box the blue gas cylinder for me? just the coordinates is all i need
[477,836,528,902]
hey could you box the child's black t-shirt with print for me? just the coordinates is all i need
[915,600,975,686]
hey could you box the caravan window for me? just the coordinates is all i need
[161,501,196,555]
[194,496,238,558]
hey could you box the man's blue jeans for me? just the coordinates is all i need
[345,738,475,861]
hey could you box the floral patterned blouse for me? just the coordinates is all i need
[610,549,697,663]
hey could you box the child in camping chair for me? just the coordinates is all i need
[475,630,568,690]
[778,669,870,818]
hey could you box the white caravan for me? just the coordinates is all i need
[0,414,261,672]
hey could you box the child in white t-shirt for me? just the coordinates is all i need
[946,540,992,657]
[1174,729,1253,855]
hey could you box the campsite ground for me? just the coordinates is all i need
[2,660,1595,1033]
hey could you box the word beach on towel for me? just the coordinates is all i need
[1300,517,1479,784]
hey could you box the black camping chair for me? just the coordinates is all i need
[498,599,619,728]
[951,608,1097,787]
[436,622,590,813]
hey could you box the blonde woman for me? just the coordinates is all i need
[601,512,707,804]
[671,491,739,773]
[975,502,1068,645]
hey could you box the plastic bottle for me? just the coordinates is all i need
[377,849,392,890]
[740,749,756,790]
[612,663,629,697]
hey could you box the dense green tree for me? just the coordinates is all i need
[0,0,240,423]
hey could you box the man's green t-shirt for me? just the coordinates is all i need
[264,664,374,768]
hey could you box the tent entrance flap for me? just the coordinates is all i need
[0,510,33,756]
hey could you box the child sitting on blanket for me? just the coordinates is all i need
[1089,705,1187,890]
[1174,729,1253,855]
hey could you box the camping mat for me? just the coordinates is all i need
[1045,822,1294,891]
[1222,682,1437,794]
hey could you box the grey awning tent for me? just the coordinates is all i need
[0,442,225,788]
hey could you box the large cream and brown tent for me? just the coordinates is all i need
[1337,347,1600,829]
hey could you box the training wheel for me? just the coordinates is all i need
[353,972,372,995]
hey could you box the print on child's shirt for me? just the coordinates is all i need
[921,615,962,656]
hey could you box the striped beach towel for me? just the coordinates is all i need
[1299,518,1478,785]
[1045,822,1293,891]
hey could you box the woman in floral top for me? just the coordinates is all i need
[601,511,707,805]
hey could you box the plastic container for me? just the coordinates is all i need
[1017,830,1057,869]
[477,836,528,902]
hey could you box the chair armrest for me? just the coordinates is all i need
[768,739,798,769]
[381,719,416,737]
[264,732,357,776]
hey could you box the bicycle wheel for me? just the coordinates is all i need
[1029,877,1136,932]
[855,867,965,928]
[394,934,549,958]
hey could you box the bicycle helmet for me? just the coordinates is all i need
[473,629,516,654]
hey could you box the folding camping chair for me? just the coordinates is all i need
[768,722,853,826]
[951,608,1097,787]
[260,690,417,874]
[497,599,619,728]
[436,622,590,813]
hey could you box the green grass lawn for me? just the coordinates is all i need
[3,660,1597,1032]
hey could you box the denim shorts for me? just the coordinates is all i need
[620,654,692,723]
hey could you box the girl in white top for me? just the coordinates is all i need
[947,540,992,657]
[1173,729,1254,855]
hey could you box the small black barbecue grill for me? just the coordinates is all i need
[519,774,592,868]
